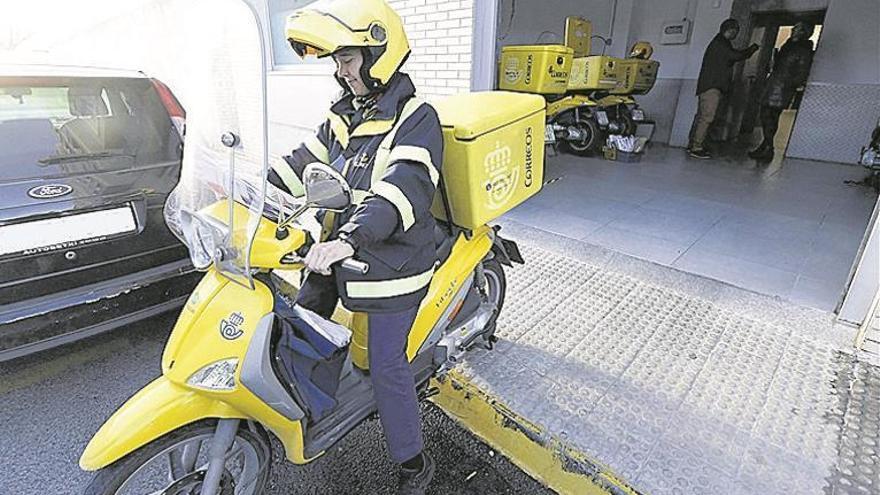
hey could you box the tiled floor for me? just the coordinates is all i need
[503,145,879,311]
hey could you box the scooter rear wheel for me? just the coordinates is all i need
[480,258,507,338]
[83,420,271,495]
[559,116,602,156]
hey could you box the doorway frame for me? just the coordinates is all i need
[722,7,827,155]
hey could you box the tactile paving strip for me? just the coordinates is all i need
[512,270,639,375]
[826,359,880,495]
[494,244,600,344]
[461,243,880,495]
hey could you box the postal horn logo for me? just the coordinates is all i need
[483,141,518,211]
[220,312,245,340]
[28,184,73,199]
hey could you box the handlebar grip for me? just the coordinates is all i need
[340,258,370,275]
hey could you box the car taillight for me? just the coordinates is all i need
[150,78,186,140]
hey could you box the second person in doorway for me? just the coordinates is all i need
[749,21,816,162]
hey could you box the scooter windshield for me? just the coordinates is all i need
[163,0,268,288]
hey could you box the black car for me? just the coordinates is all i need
[0,65,200,361]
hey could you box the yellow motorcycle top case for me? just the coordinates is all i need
[498,45,573,95]
[432,92,545,229]
[612,58,660,95]
[568,55,623,92]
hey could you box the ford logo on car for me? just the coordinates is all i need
[28,184,73,199]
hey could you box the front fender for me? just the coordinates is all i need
[80,376,246,471]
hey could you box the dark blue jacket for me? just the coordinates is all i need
[270,73,443,312]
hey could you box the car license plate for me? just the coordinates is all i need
[631,109,645,121]
[0,205,137,256]
[596,111,609,126]
[544,124,556,144]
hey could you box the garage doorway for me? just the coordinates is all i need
[724,9,827,160]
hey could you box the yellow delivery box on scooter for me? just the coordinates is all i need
[611,58,659,95]
[432,92,546,229]
[499,45,573,95]
[568,55,623,92]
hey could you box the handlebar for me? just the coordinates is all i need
[281,251,370,275]
[340,258,370,275]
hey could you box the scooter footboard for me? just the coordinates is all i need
[79,376,246,471]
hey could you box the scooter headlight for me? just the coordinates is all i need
[191,219,217,270]
[187,358,238,391]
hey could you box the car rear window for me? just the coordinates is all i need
[0,76,177,168]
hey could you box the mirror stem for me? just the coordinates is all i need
[278,203,312,229]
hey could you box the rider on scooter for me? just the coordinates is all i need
[269,0,442,492]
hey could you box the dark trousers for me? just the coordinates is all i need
[296,274,424,463]
[758,105,784,150]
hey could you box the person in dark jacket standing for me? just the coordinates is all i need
[273,1,442,493]
[689,18,759,159]
[749,22,815,161]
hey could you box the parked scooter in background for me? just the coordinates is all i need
[858,118,880,192]
[498,16,659,156]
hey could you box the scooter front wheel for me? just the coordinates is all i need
[83,420,271,495]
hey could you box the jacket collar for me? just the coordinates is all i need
[330,73,416,135]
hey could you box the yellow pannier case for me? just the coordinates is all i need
[568,55,623,92]
[431,92,546,229]
[611,58,660,95]
[498,45,573,95]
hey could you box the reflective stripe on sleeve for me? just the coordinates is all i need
[372,98,426,185]
[328,114,350,149]
[386,145,440,186]
[270,162,304,196]
[352,189,371,205]
[345,267,434,299]
[371,181,415,231]
[303,135,330,163]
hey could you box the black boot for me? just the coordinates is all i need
[397,451,436,495]
[748,143,774,161]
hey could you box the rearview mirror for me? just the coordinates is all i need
[303,162,352,212]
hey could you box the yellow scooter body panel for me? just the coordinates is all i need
[407,225,494,360]
[347,225,496,369]
[161,270,273,380]
[79,377,246,470]
[546,95,597,119]
[198,200,307,270]
[82,270,315,470]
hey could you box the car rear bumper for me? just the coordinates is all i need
[0,260,200,362]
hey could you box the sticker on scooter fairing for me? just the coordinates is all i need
[220,312,245,340]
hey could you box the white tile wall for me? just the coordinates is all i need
[388,0,474,98]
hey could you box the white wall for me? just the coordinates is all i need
[840,202,880,324]
[389,0,475,97]
[626,0,697,79]
[809,0,880,85]
[750,0,830,11]
[786,0,880,163]
[496,0,634,57]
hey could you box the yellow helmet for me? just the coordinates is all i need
[629,41,654,59]
[286,0,411,90]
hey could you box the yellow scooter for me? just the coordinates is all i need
[80,161,518,494]
[79,2,537,493]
